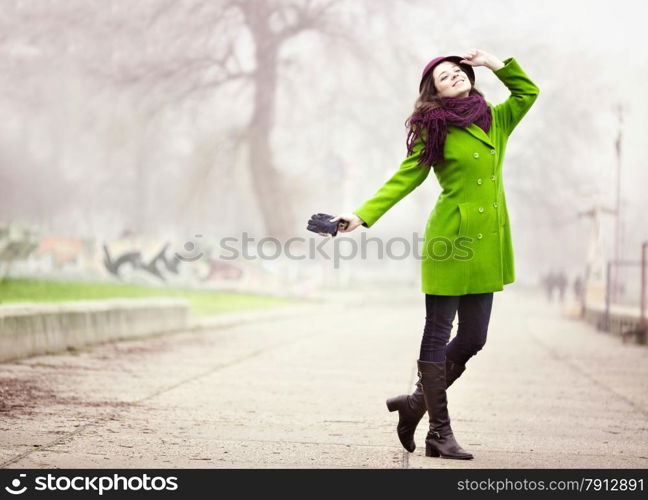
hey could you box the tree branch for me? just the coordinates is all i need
[275,0,340,42]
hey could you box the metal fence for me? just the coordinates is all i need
[598,241,647,344]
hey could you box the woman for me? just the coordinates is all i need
[328,48,539,459]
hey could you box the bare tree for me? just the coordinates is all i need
[90,0,346,240]
[234,0,340,239]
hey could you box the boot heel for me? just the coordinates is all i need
[386,395,407,412]
[425,442,440,457]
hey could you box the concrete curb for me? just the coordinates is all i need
[0,299,190,362]
[0,292,347,363]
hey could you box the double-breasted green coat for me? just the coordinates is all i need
[353,57,539,296]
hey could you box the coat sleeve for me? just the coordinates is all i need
[492,57,540,136]
[352,138,431,228]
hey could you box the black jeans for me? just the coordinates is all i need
[419,292,494,365]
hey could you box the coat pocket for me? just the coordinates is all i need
[458,201,499,238]
[457,202,471,237]
[457,201,502,277]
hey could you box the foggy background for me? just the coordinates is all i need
[1,0,646,298]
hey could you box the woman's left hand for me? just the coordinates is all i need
[459,49,502,70]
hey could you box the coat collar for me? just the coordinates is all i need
[447,104,495,148]
[465,102,495,148]
[465,122,494,148]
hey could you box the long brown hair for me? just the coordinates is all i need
[405,66,485,130]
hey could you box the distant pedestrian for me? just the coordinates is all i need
[542,271,555,302]
[573,275,584,316]
[573,275,583,301]
[556,271,567,302]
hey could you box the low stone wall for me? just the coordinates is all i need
[0,299,190,362]
[583,302,646,344]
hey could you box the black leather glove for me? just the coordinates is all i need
[307,213,347,237]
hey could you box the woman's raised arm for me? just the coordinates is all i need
[491,57,540,135]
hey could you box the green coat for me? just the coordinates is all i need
[353,57,539,295]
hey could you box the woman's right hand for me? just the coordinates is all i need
[329,213,365,233]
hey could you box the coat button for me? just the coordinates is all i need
[493,202,498,208]
[473,152,479,158]
[490,175,496,181]
[477,233,483,239]
[478,207,484,213]
[477,178,483,185]
[490,149,496,155]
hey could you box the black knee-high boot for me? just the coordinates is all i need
[417,359,473,459]
[386,359,467,452]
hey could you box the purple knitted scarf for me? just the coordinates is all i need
[406,92,492,167]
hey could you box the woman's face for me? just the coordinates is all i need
[431,61,471,98]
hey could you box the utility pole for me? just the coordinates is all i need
[613,104,623,303]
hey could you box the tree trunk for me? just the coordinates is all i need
[245,5,295,241]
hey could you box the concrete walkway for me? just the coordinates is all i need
[1,285,646,468]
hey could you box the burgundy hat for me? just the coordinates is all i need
[419,55,475,93]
